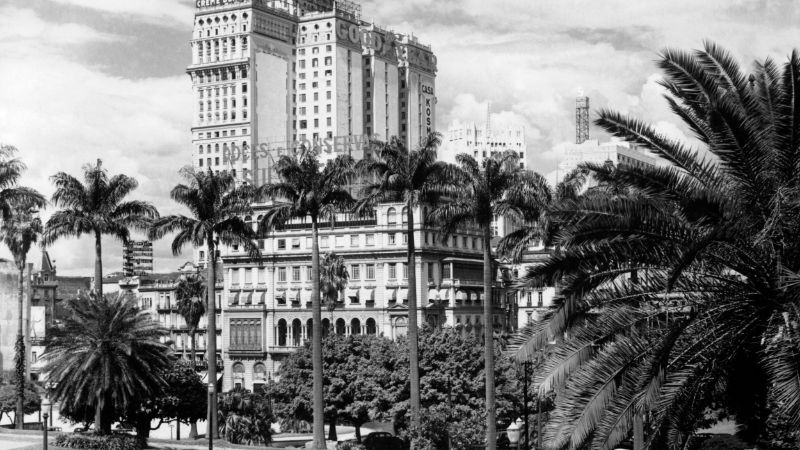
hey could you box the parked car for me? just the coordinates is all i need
[362,431,403,450]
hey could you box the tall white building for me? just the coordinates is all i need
[187,0,437,189]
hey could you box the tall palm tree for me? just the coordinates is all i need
[2,209,43,429]
[176,273,206,365]
[429,152,550,450]
[42,293,171,435]
[258,153,354,450]
[149,167,259,439]
[0,145,47,220]
[514,43,800,449]
[354,132,453,429]
[320,252,349,331]
[42,159,158,297]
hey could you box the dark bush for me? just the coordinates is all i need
[53,433,143,450]
[336,441,367,450]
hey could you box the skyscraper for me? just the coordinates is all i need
[188,0,437,189]
[123,240,154,276]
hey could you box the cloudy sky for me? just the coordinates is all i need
[1,0,798,275]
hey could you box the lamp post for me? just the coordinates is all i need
[41,398,51,450]
[207,383,215,450]
[507,418,523,450]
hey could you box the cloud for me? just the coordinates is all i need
[0,7,193,275]
[45,0,194,26]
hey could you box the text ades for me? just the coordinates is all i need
[337,23,396,56]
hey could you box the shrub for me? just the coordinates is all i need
[53,433,143,450]
[337,441,367,450]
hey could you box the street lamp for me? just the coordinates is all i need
[507,418,523,450]
[41,398,51,450]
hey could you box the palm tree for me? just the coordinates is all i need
[42,293,171,435]
[429,152,550,450]
[149,167,259,439]
[176,273,206,365]
[514,43,800,449]
[354,132,453,429]
[42,159,158,297]
[1,209,43,429]
[320,252,349,332]
[258,153,354,450]
[0,145,47,220]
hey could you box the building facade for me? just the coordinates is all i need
[219,203,511,391]
[187,0,437,191]
[557,138,661,180]
[123,240,154,276]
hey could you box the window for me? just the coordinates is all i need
[442,263,452,279]
[388,263,397,280]
[244,269,253,285]
[292,266,301,281]
[462,236,469,248]
[350,235,359,247]
[291,238,301,249]
[538,291,544,307]
[230,319,262,350]
[428,263,435,282]
[277,239,286,250]
[402,263,408,279]
[350,264,360,280]
[388,233,396,245]
[387,207,397,225]
[366,264,376,280]
[403,233,408,244]
[335,235,345,247]
[320,235,329,248]
[278,267,287,282]
[527,292,532,307]
[365,234,375,246]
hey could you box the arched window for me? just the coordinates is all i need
[351,318,361,335]
[387,207,397,225]
[307,318,313,341]
[335,318,346,335]
[253,363,266,381]
[322,318,330,337]
[393,317,407,339]
[277,319,287,346]
[232,362,245,389]
[292,318,302,346]
[401,207,408,224]
[366,318,376,335]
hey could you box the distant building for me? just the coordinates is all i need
[123,240,154,276]
[557,138,661,179]
[496,247,558,329]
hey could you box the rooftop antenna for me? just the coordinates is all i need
[576,89,590,144]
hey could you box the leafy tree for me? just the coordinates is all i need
[355,133,453,431]
[217,388,274,445]
[515,43,800,449]
[43,159,158,298]
[429,152,550,450]
[2,208,43,429]
[149,167,260,438]
[175,273,206,365]
[258,153,355,450]
[0,382,40,425]
[42,293,172,435]
[320,252,349,332]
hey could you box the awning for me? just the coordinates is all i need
[364,289,375,302]
[228,292,239,305]
[388,289,398,301]
[468,291,477,301]
[427,289,439,301]
[289,290,301,302]
[301,289,312,303]
[398,289,408,303]
[439,289,450,301]
[241,292,253,305]
[200,372,223,384]
[456,290,467,301]
[255,291,266,305]
[275,290,286,302]
[347,289,360,303]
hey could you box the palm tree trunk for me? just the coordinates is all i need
[406,203,421,429]
[633,412,644,450]
[311,216,325,450]
[190,328,197,366]
[94,230,103,298]
[327,412,337,441]
[206,237,219,439]
[190,421,198,439]
[15,266,25,430]
[483,225,496,450]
